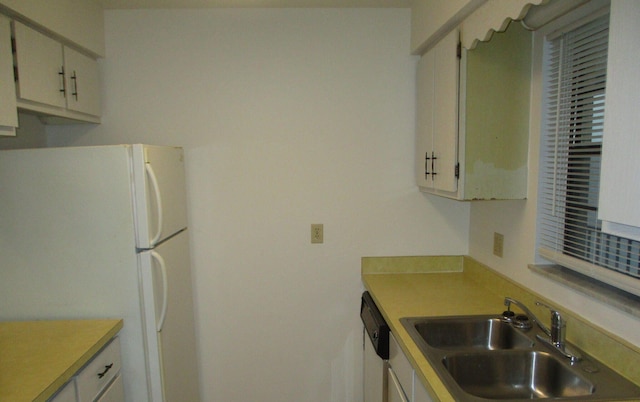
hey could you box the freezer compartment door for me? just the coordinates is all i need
[133,144,189,249]
[139,230,201,402]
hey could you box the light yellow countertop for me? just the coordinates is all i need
[362,256,640,402]
[0,319,123,402]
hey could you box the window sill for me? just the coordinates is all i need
[529,264,640,319]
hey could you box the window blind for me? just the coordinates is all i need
[538,12,640,295]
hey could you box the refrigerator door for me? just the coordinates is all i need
[133,145,189,249]
[139,230,200,402]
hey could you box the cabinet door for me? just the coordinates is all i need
[64,46,100,116]
[13,21,66,108]
[415,29,459,194]
[598,0,640,240]
[431,29,459,193]
[49,380,77,402]
[388,334,414,401]
[0,15,17,135]
[388,367,410,402]
[413,379,434,402]
[95,375,124,402]
[416,50,435,190]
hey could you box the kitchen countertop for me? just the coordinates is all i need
[0,319,123,402]
[362,255,640,402]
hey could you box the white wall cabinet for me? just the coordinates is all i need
[13,21,101,123]
[598,0,640,241]
[0,14,16,136]
[410,0,485,54]
[0,0,104,57]
[64,45,101,117]
[416,21,531,200]
[416,29,460,196]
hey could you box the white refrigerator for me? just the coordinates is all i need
[0,144,200,402]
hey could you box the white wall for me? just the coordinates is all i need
[48,9,470,401]
[468,26,640,348]
[0,113,47,149]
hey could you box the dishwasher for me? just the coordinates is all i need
[361,291,390,402]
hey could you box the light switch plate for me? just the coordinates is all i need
[311,224,323,244]
[493,232,504,258]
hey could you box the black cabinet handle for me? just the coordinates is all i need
[425,152,431,178]
[58,66,66,95]
[97,363,114,379]
[70,70,78,100]
[431,152,437,176]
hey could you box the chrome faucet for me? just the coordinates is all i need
[503,297,580,362]
[536,301,566,349]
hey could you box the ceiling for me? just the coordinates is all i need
[99,0,411,9]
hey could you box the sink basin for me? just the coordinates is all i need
[400,315,640,401]
[407,316,533,350]
[443,350,594,399]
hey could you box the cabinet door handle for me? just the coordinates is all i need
[431,152,437,177]
[70,70,78,101]
[58,66,66,96]
[425,152,430,177]
[97,363,114,379]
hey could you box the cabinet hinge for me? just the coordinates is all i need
[457,42,462,59]
[455,163,460,179]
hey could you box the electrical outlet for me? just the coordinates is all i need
[311,224,323,244]
[493,232,504,258]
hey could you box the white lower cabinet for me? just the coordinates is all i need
[96,374,124,402]
[388,333,434,402]
[49,381,77,402]
[413,378,433,402]
[48,337,123,402]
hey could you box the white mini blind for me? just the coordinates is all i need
[538,12,640,294]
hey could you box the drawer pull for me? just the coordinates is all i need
[97,363,114,379]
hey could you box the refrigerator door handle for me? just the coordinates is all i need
[146,162,164,247]
[151,250,168,332]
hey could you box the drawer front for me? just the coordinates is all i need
[96,374,124,402]
[76,337,122,402]
[49,380,76,402]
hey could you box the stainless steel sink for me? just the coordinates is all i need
[409,316,533,350]
[444,350,594,399]
[400,315,640,401]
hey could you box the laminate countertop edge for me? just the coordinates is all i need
[0,319,124,402]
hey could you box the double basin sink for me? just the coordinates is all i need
[400,314,640,401]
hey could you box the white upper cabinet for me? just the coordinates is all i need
[13,21,101,123]
[598,0,640,240]
[64,46,101,117]
[0,0,104,57]
[416,21,531,200]
[410,0,485,54]
[0,14,17,136]
[13,21,66,109]
[416,29,460,195]
[0,0,103,125]
[460,0,544,50]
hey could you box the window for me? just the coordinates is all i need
[537,8,640,297]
